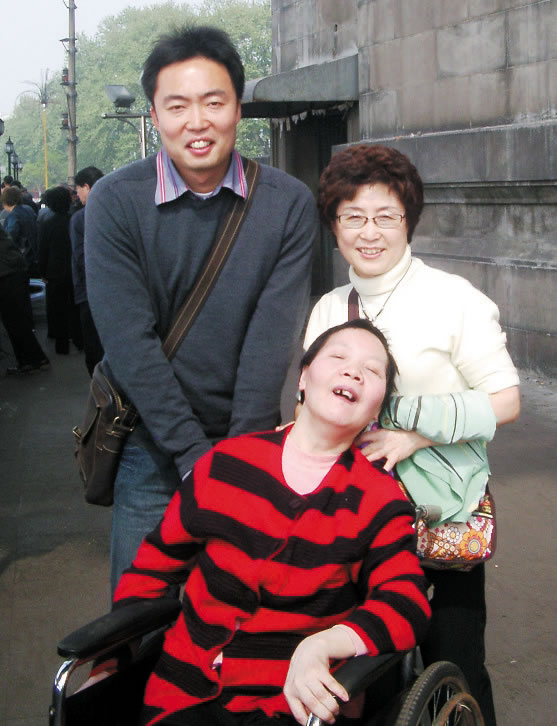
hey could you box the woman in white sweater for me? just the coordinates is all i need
[304,144,520,726]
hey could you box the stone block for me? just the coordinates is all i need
[279,2,302,44]
[313,28,335,60]
[433,75,472,128]
[433,0,469,28]
[365,0,403,43]
[368,38,403,90]
[401,0,436,37]
[469,70,509,125]
[399,81,435,132]
[468,0,538,17]
[508,1,556,66]
[437,15,506,77]
[279,39,299,72]
[360,89,400,138]
[401,30,436,85]
[509,61,554,120]
[318,0,356,25]
[358,45,372,94]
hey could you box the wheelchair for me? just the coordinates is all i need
[49,597,484,726]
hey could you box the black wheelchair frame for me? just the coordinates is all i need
[49,598,484,726]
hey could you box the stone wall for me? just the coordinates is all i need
[357,0,556,138]
[270,0,557,375]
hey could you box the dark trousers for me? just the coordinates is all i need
[46,277,82,352]
[0,271,47,366]
[79,301,103,376]
[421,564,497,726]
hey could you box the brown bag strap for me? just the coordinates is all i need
[162,157,260,360]
[348,287,360,321]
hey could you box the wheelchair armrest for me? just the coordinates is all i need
[333,651,405,697]
[57,599,182,661]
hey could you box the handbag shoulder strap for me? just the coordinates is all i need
[347,287,360,321]
[162,157,260,360]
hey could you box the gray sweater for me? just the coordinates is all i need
[85,155,316,477]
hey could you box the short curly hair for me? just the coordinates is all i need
[318,144,424,242]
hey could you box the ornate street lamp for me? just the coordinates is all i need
[5,136,14,177]
[12,152,19,181]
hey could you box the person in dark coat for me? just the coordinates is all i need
[1,186,39,276]
[38,186,82,355]
[70,167,104,375]
[0,224,49,374]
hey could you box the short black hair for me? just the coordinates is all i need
[42,186,73,215]
[300,319,398,413]
[75,166,104,188]
[142,25,245,105]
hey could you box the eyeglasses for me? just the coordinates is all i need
[336,212,405,229]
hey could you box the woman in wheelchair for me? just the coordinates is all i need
[97,319,431,726]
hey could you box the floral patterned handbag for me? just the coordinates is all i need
[399,480,497,571]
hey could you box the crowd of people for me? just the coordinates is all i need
[2,23,520,726]
[0,169,103,375]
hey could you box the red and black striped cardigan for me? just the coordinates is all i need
[114,427,430,724]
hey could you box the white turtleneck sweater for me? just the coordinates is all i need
[304,245,519,397]
[304,246,519,520]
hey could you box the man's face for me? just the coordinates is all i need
[76,184,90,206]
[150,55,242,194]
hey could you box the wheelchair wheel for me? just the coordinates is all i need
[434,692,484,725]
[394,661,482,726]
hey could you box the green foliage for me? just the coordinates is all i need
[3,0,271,193]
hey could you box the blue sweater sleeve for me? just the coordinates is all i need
[228,180,315,435]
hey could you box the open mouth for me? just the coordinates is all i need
[357,247,383,258]
[188,139,212,150]
[333,388,357,402]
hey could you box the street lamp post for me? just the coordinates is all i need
[12,153,19,181]
[5,136,14,177]
[102,85,149,159]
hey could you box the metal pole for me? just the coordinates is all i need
[42,107,49,188]
[140,114,147,158]
[67,0,77,186]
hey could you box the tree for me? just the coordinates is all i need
[4,0,270,191]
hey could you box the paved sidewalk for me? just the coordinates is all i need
[1,317,556,725]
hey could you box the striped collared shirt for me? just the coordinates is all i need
[154,148,248,205]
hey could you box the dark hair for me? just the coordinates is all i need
[1,186,22,206]
[3,175,14,185]
[42,186,72,215]
[75,166,104,188]
[300,319,398,412]
[141,25,245,105]
[318,144,424,242]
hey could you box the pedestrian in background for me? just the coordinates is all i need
[0,224,49,374]
[1,186,39,276]
[70,167,104,376]
[39,186,82,355]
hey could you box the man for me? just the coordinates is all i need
[0,224,49,375]
[85,25,317,592]
[1,186,39,276]
[70,167,104,375]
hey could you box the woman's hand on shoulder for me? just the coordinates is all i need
[284,630,351,725]
[356,428,433,471]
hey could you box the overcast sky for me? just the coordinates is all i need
[0,0,201,121]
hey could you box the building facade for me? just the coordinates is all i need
[242,0,557,376]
